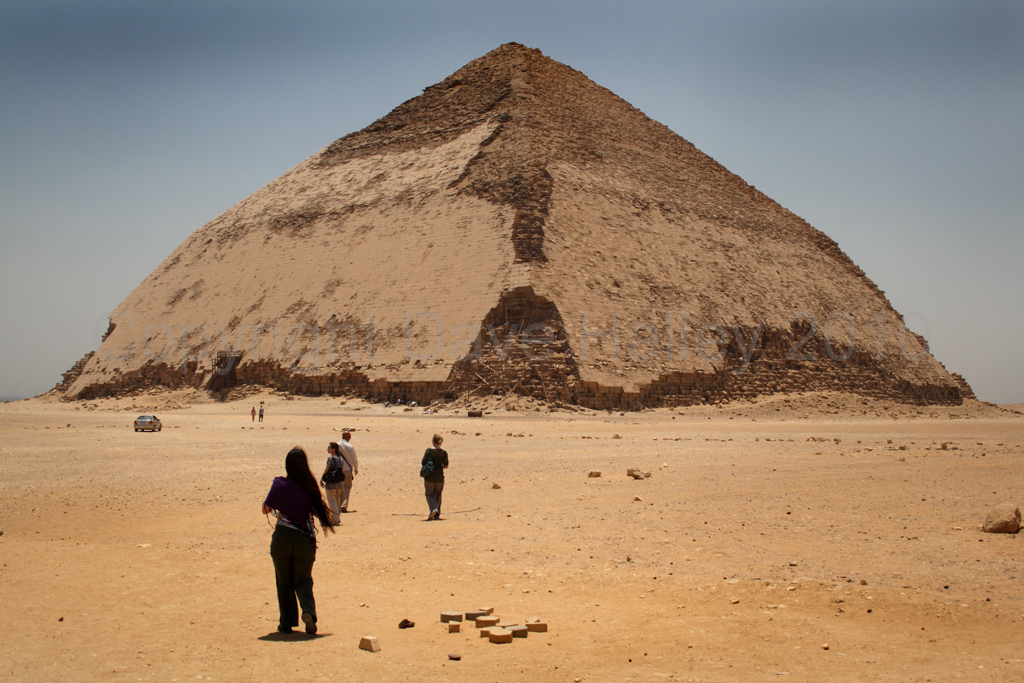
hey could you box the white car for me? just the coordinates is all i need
[133,415,162,432]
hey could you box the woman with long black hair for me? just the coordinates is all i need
[262,447,336,634]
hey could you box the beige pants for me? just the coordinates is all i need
[326,487,345,524]
[338,476,353,510]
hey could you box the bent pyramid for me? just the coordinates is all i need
[64,43,972,408]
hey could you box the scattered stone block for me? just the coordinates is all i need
[489,628,513,644]
[509,625,529,638]
[467,410,483,418]
[465,610,487,621]
[526,621,548,632]
[448,653,461,661]
[475,616,499,628]
[497,621,517,629]
[440,611,463,622]
[492,482,501,489]
[627,468,652,479]
[479,627,496,638]
[359,636,380,652]
[480,606,494,615]
[588,470,601,477]
[983,503,1021,533]
[448,622,461,633]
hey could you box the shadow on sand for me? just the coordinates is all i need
[257,631,330,642]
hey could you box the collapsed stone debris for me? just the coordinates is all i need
[441,607,547,645]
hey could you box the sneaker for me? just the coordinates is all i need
[302,612,317,635]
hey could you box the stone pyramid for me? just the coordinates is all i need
[63,43,972,408]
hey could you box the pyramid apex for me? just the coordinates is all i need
[490,42,544,56]
[448,42,555,79]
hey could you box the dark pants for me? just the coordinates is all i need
[270,525,316,629]
[424,480,444,516]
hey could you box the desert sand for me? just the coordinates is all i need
[1,391,1021,681]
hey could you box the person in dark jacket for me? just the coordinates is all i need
[262,447,335,634]
[421,434,449,520]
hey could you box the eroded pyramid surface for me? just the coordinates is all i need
[63,43,971,408]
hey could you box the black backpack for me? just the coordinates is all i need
[419,452,436,478]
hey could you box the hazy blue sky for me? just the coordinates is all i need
[1,0,1021,403]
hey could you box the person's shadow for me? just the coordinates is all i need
[258,631,330,642]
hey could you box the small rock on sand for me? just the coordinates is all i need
[982,503,1021,533]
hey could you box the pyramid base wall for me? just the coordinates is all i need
[64,307,964,407]
[577,362,963,410]
[66,357,963,408]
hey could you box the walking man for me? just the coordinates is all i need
[336,431,358,512]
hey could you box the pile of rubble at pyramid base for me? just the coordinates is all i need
[58,344,968,408]
[373,390,1006,420]
[58,324,971,410]
[47,384,1011,421]
[57,323,971,410]
[57,292,971,410]
[58,292,970,409]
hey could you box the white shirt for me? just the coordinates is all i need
[338,438,358,474]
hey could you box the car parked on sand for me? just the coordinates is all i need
[134,415,161,432]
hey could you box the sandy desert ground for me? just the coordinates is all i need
[1,390,1021,682]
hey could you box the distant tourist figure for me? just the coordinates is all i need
[251,406,256,422]
[338,432,358,512]
[259,405,264,422]
[320,442,345,523]
[420,434,449,520]
[320,440,355,521]
[262,447,335,634]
